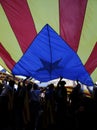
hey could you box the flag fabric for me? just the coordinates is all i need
[0,0,96,86]
[0,68,6,73]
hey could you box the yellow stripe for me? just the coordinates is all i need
[77,0,97,64]
[0,58,11,72]
[0,5,23,63]
[91,69,97,83]
[27,0,59,34]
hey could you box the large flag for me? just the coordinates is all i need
[0,0,96,86]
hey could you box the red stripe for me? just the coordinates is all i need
[59,0,87,52]
[1,0,37,53]
[0,43,16,70]
[85,42,97,74]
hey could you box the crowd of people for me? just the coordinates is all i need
[0,76,97,130]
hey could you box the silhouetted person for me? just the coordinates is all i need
[55,78,67,130]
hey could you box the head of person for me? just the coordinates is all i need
[9,79,15,88]
[58,80,66,87]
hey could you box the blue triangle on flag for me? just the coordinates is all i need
[12,24,93,86]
